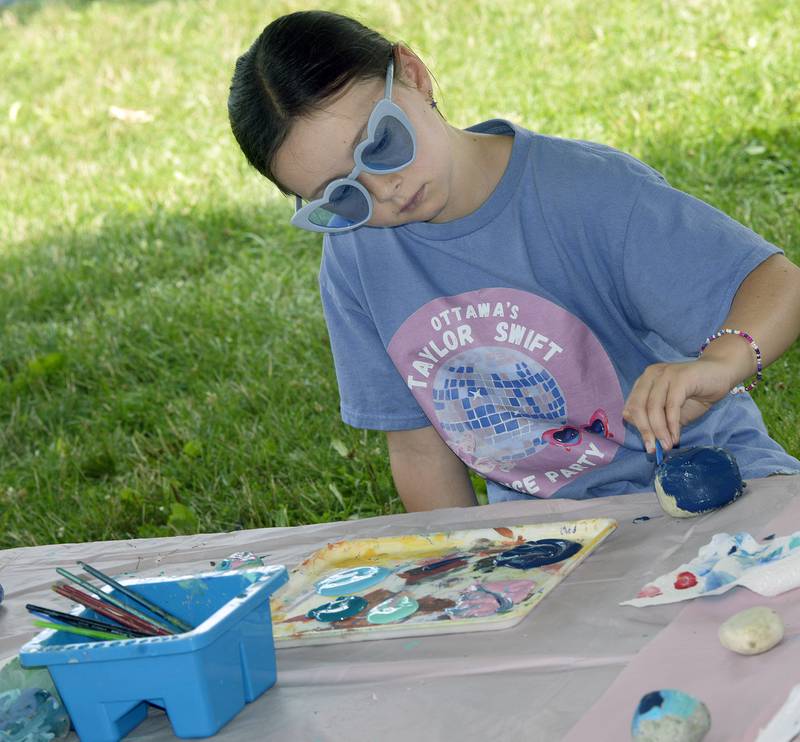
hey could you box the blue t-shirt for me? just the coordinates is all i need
[318,119,800,503]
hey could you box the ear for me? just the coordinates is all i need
[393,44,432,94]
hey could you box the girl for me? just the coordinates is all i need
[227,10,800,510]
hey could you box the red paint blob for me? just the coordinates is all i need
[674,571,698,590]
[399,557,468,585]
[636,585,663,598]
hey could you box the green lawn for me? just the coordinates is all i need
[1,0,798,548]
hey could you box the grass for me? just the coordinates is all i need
[1,0,798,547]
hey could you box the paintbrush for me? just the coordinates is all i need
[26,603,147,638]
[52,584,166,635]
[52,584,168,636]
[32,619,127,642]
[76,561,192,633]
[55,567,178,635]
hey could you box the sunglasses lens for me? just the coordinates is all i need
[308,184,369,228]
[554,427,580,444]
[587,419,606,436]
[362,115,414,170]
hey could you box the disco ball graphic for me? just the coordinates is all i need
[431,347,567,462]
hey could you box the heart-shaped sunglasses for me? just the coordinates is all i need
[291,60,417,233]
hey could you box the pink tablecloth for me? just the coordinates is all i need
[564,496,800,741]
[1,475,798,741]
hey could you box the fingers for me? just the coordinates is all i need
[623,371,663,454]
[664,381,685,445]
[623,364,687,454]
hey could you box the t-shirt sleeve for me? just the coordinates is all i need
[620,175,782,355]
[319,237,430,431]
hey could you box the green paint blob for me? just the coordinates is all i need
[307,596,368,623]
[366,594,419,624]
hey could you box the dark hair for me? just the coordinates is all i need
[228,11,395,196]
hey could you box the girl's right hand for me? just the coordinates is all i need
[622,357,737,454]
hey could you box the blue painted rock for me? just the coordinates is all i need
[0,688,70,741]
[655,446,745,518]
[632,689,711,741]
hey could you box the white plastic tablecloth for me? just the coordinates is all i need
[1,475,798,741]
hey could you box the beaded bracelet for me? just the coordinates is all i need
[699,328,763,394]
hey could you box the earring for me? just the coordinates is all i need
[428,90,437,109]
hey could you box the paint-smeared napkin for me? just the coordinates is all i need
[622,531,800,607]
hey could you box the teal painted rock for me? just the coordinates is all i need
[632,689,710,741]
[0,688,70,741]
[655,447,745,518]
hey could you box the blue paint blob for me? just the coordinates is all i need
[655,446,745,517]
[632,516,652,524]
[307,596,368,623]
[704,569,737,592]
[495,539,582,569]
[632,688,710,739]
[764,533,776,541]
[315,567,391,596]
[637,691,664,715]
[694,563,714,577]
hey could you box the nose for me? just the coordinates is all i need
[358,172,402,203]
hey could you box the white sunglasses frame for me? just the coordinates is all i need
[290,59,417,233]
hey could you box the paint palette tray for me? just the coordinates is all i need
[271,519,616,646]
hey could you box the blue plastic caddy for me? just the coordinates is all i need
[19,565,288,741]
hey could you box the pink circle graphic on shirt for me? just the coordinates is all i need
[432,346,564,462]
[387,287,624,498]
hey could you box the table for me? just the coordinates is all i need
[1,474,798,741]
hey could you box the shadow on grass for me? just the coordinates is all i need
[0,198,402,547]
